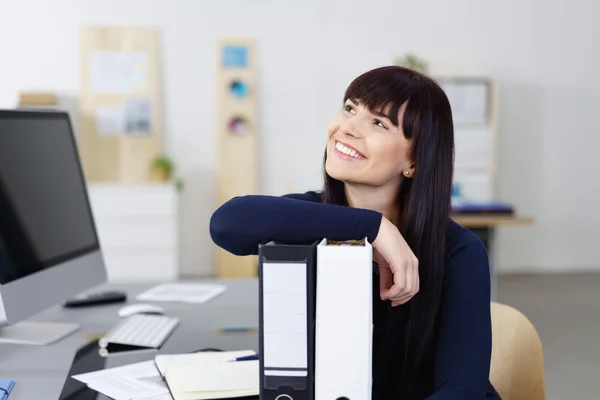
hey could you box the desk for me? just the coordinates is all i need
[452,214,534,301]
[0,279,260,400]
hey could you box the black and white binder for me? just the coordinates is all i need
[258,240,317,400]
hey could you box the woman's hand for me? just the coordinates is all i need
[372,216,419,306]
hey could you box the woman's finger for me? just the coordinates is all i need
[391,292,414,306]
[392,259,407,293]
[404,259,414,295]
[389,263,419,306]
[379,265,394,300]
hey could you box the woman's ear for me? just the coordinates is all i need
[402,164,415,178]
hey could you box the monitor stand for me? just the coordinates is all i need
[0,321,80,345]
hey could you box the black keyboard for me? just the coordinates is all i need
[62,290,127,308]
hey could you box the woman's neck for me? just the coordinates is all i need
[344,183,399,222]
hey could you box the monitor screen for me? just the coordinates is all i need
[0,111,99,285]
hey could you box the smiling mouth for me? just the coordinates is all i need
[334,141,366,159]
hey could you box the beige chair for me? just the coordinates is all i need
[490,302,547,400]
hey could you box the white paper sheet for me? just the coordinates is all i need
[124,98,152,134]
[73,360,169,400]
[97,105,126,135]
[91,51,148,94]
[133,392,174,400]
[96,98,152,136]
[136,283,227,303]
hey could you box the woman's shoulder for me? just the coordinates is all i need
[282,190,323,202]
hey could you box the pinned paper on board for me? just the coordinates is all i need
[125,98,152,134]
[439,79,490,125]
[90,51,148,94]
[222,45,248,68]
[96,105,126,135]
[96,98,152,136]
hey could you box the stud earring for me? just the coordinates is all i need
[404,170,411,177]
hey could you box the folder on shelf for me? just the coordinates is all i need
[315,238,373,400]
[258,240,318,400]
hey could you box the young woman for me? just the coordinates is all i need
[210,66,500,399]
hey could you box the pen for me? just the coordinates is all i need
[231,354,259,362]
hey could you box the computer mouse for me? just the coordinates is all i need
[118,303,165,318]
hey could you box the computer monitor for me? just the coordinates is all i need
[0,109,107,345]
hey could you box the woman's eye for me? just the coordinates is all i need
[374,119,387,129]
[344,105,355,114]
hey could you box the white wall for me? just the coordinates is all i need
[1,0,598,275]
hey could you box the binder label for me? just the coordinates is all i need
[263,262,308,378]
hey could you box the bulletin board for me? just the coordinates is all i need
[78,26,163,182]
[214,38,260,278]
[436,76,498,202]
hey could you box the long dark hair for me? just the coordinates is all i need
[322,66,455,398]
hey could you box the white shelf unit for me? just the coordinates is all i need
[86,183,179,283]
[436,76,498,202]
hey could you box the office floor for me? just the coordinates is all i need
[497,273,600,399]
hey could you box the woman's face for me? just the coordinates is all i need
[325,98,413,187]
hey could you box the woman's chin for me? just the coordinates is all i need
[325,165,353,183]
[325,161,344,179]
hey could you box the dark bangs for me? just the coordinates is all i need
[343,66,425,140]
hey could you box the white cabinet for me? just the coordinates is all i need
[86,183,179,282]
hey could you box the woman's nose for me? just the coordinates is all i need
[340,116,363,139]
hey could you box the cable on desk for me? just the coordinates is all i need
[193,348,224,353]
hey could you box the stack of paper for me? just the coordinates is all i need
[72,360,171,400]
[155,350,259,400]
[137,283,227,304]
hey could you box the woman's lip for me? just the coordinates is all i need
[335,140,367,158]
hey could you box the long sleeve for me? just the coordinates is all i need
[426,229,493,399]
[209,192,383,256]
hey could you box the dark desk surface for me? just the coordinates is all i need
[0,278,260,400]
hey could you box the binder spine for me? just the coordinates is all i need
[315,238,373,400]
[258,242,316,400]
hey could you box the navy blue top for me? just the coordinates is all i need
[210,191,500,399]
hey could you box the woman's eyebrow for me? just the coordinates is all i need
[372,109,393,120]
[348,98,393,121]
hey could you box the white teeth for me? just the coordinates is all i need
[335,141,364,159]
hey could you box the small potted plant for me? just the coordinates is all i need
[151,155,174,181]
[151,155,185,192]
[394,53,429,74]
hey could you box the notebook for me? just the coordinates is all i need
[0,380,15,400]
[154,351,259,400]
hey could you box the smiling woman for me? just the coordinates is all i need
[210,66,500,399]
[325,95,415,189]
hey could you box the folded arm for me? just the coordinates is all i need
[209,192,383,255]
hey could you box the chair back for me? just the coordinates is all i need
[490,302,546,400]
